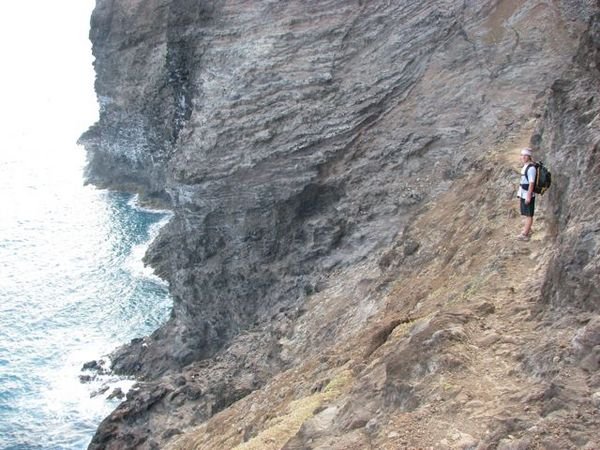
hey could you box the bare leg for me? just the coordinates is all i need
[522,216,533,236]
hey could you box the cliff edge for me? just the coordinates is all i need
[80,0,600,448]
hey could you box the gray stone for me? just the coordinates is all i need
[592,391,600,408]
[107,387,125,400]
[80,1,600,448]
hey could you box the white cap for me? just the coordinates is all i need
[521,148,532,156]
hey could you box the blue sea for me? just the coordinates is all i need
[0,2,173,447]
[0,144,172,449]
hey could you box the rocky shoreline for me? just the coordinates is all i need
[81,1,600,448]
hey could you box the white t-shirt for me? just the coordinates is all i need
[518,163,536,199]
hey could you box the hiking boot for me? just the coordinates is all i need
[516,234,530,241]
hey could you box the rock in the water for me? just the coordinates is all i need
[82,360,99,371]
[107,387,125,400]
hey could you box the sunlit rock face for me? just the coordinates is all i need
[81,0,599,448]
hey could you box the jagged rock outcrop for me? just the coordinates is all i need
[81,0,600,448]
[536,12,600,314]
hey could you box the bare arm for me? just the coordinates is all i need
[526,167,535,204]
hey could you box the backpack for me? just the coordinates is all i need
[525,162,552,195]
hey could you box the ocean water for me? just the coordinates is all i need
[0,144,172,449]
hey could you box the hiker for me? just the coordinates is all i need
[517,148,536,241]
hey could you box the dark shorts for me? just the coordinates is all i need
[520,196,535,217]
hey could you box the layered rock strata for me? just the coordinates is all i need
[80,0,600,448]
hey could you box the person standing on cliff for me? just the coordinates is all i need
[517,147,536,241]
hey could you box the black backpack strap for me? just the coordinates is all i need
[524,163,534,182]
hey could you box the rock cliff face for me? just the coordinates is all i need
[81,0,600,448]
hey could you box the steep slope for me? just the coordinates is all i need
[80,1,600,448]
[166,127,599,450]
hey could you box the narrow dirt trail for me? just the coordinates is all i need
[357,132,558,448]
[367,131,598,449]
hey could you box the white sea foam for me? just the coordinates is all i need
[0,1,175,447]
[123,210,173,283]
[0,166,173,448]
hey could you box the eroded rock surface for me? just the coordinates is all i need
[81,1,600,448]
